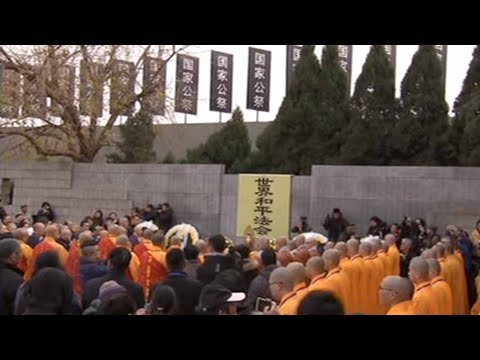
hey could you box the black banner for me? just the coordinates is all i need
[286,45,303,95]
[247,47,271,112]
[0,65,21,119]
[175,54,199,115]
[51,65,75,117]
[338,45,353,96]
[434,45,448,95]
[143,57,166,116]
[80,60,104,118]
[110,60,135,116]
[23,70,47,119]
[210,50,233,113]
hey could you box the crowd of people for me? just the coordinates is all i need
[1,203,479,315]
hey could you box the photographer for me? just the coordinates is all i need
[157,203,174,233]
[323,209,349,242]
[36,202,55,223]
[291,216,312,235]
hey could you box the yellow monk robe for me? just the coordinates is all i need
[470,277,480,315]
[323,267,350,313]
[377,250,389,277]
[370,255,386,314]
[98,234,117,260]
[308,272,327,292]
[139,243,167,300]
[412,282,440,315]
[362,256,381,315]
[65,241,82,295]
[345,254,365,314]
[387,301,416,315]
[278,291,298,315]
[293,282,309,305]
[127,251,141,283]
[430,275,453,315]
[339,257,355,313]
[438,257,454,289]
[31,236,69,268]
[18,241,34,280]
[446,254,469,315]
[387,244,401,276]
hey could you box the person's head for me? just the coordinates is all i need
[421,249,435,260]
[390,223,399,234]
[33,222,45,237]
[384,234,396,247]
[346,239,359,257]
[322,249,341,271]
[325,241,334,250]
[334,242,348,259]
[162,203,171,211]
[332,208,342,220]
[0,238,22,266]
[142,229,153,242]
[93,226,103,237]
[116,234,131,250]
[115,226,127,237]
[81,239,100,261]
[235,244,250,259]
[169,235,182,248]
[197,284,245,315]
[6,222,16,234]
[408,257,430,285]
[275,237,288,251]
[24,267,73,315]
[359,242,372,257]
[166,248,186,272]
[80,221,91,232]
[277,250,293,267]
[379,275,414,308]
[195,239,207,254]
[93,210,103,219]
[370,216,381,228]
[97,281,136,315]
[149,285,177,315]
[304,236,316,249]
[60,228,72,242]
[119,217,129,229]
[400,238,412,253]
[370,239,382,253]
[269,267,294,302]
[78,231,93,247]
[21,205,28,214]
[441,237,453,254]
[13,227,29,243]
[131,215,142,227]
[108,212,118,221]
[295,235,306,247]
[107,247,131,272]
[44,225,59,240]
[144,204,154,213]
[434,243,446,259]
[152,233,166,248]
[298,290,344,315]
[427,226,437,237]
[183,245,199,261]
[305,256,325,280]
[256,237,270,251]
[208,234,227,253]
[286,262,307,286]
[259,248,276,267]
[41,202,51,211]
[34,251,62,275]
[426,258,441,280]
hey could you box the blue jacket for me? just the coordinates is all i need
[79,257,107,286]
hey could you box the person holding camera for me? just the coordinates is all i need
[36,202,55,223]
[323,209,349,242]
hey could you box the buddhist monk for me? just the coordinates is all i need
[426,258,453,315]
[334,242,350,269]
[31,225,69,268]
[409,257,440,315]
[13,228,33,280]
[422,249,435,259]
[139,232,168,300]
[470,276,480,315]
[268,267,298,315]
[385,234,400,276]
[169,235,183,250]
[325,241,334,250]
[379,276,416,315]
[359,242,380,314]
[65,231,92,295]
[434,244,453,287]
[442,237,469,315]
[295,235,306,247]
[334,242,354,311]
[98,224,119,260]
[322,249,350,313]
[372,239,389,277]
[306,256,327,291]
[277,250,294,267]
[275,237,288,252]
[195,239,207,264]
[133,229,154,258]
[116,234,141,283]
[293,246,311,265]
[346,239,365,313]
[286,262,309,304]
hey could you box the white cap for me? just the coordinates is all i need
[227,292,246,303]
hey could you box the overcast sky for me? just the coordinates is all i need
[162,45,476,124]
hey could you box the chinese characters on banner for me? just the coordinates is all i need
[286,45,303,95]
[247,47,271,112]
[110,60,135,116]
[0,64,21,118]
[143,57,167,116]
[434,45,448,95]
[50,65,75,117]
[80,60,104,119]
[175,54,199,115]
[210,51,233,113]
[236,174,292,239]
[383,45,397,82]
[338,45,353,96]
[23,69,47,119]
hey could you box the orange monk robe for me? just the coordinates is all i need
[339,258,354,313]
[278,291,298,315]
[438,257,454,289]
[387,245,401,276]
[323,267,350,313]
[139,243,168,300]
[362,257,381,315]
[377,250,389,277]
[32,236,69,268]
[345,255,365,314]
[370,255,386,314]
[98,234,117,261]
[470,277,480,315]
[65,241,82,295]
[387,301,416,315]
[133,240,150,259]
[308,272,328,292]
[293,282,309,307]
[412,282,440,315]
[18,241,34,280]
[430,275,453,315]
[446,254,468,315]
[127,251,141,283]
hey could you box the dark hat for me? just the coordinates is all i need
[198,284,245,313]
